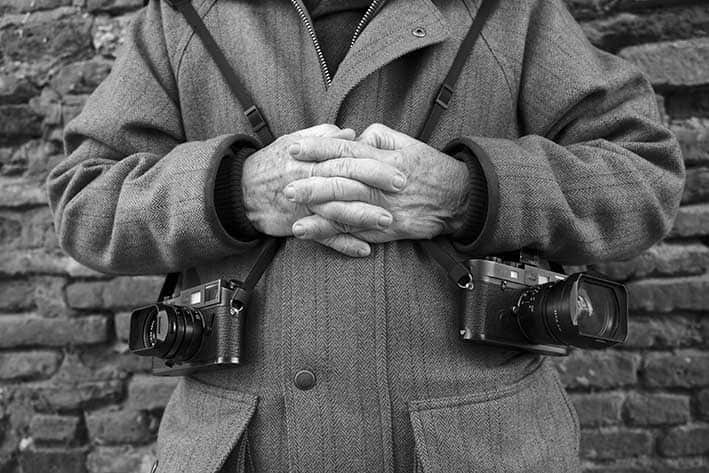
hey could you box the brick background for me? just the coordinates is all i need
[0,0,708,472]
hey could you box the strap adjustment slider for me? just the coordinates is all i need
[245,106,268,133]
[434,84,454,110]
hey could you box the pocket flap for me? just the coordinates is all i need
[156,377,258,473]
[408,363,579,473]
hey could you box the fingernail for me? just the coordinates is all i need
[293,223,306,237]
[288,143,301,156]
[357,247,370,257]
[392,173,406,190]
[378,215,392,228]
[284,186,296,202]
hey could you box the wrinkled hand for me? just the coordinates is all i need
[285,123,471,245]
[242,124,405,256]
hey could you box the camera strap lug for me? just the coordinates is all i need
[419,239,474,290]
[227,238,281,313]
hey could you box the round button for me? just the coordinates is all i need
[294,369,316,390]
[412,27,427,38]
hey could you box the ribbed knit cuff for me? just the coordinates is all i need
[214,144,260,240]
[449,148,488,243]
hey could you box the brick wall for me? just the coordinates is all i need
[0,0,708,472]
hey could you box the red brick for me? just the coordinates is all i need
[683,167,709,204]
[86,445,157,473]
[570,392,625,427]
[669,204,709,238]
[29,414,82,444]
[643,351,709,388]
[66,276,163,310]
[18,447,87,473]
[619,38,709,88]
[625,393,690,426]
[592,242,709,281]
[698,389,709,419]
[626,316,702,348]
[126,375,179,411]
[0,314,108,348]
[0,351,61,380]
[659,424,709,457]
[580,428,653,460]
[0,74,39,105]
[627,273,709,313]
[29,379,124,410]
[556,350,640,390]
[0,105,42,143]
[85,407,154,445]
[673,118,709,166]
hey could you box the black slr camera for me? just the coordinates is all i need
[460,256,628,356]
[128,279,247,376]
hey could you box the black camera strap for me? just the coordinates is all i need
[158,0,501,300]
[158,0,279,302]
[417,0,501,288]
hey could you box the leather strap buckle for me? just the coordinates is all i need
[245,105,268,133]
[434,84,454,110]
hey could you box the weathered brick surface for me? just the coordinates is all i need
[0,314,108,348]
[66,277,164,310]
[583,6,709,52]
[673,118,709,165]
[659,424,709,457]
[571,392,625,427]
[1,1,709,472]
[627,273,709,313]
[669,203,709,238]
[0,351,61,380]
[592,242,709,281]
[625,393,690,426]
[626,316,702,348]
[18,447,88,473]
[580,428,654,460]
[620,38,709,88]
[643,351,709,388]
[85,408,154,445]
[698,389,709,419]
[29,414,82,445]
[86,445,156,473]
[556,351,640,390]
[126,375,178,412]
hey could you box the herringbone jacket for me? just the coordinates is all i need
[47,0,684,472]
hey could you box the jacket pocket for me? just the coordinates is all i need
[408,362,580,473]
[155,376,258,473]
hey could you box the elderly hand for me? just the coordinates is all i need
[285,123,471,245]
[242,124,405,256]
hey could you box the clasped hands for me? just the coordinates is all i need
[241,123,471,257]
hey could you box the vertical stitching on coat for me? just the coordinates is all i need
[376,244,395,473]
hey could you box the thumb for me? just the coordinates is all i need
[356,123,415,150]
[293,124,356,140]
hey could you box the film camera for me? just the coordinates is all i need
[128,279,248,376]
[460,256,628,356]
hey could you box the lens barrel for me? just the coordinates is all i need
[128,303,206,362]
[515,273,628,349]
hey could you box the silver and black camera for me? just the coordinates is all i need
[128,279,248,376]
[460,257,628,356]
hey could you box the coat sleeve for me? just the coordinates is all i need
[444,0,685,265]
[47,0,261,275]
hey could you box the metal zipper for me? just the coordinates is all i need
[289,0,333,86]
[350,0,385,49]
[289,0,385,88]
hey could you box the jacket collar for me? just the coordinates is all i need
[322,0,477,121]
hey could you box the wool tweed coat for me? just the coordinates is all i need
[48,0,684,471]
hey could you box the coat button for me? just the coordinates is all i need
[412,27,426,38]
[294,369,316,390]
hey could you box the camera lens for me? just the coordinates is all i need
[515,273,628,349]
[128,304,206,361]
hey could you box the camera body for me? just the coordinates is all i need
[128,279,245,376]
[460,258,628,356]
